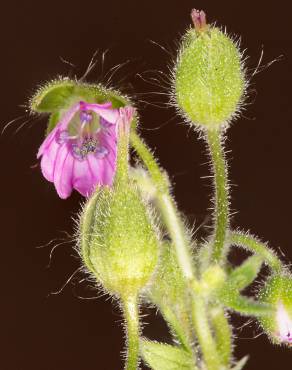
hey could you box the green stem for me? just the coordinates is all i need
[130,132,195,280]
[191,296,221,370]
[158,194,195,280]
[206,128,229,264]
[229,231,283,272]
[123,295,140,370]
[130,132,169,193]
[210,307,232,367]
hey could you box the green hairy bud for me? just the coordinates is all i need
[79,183,160,297]
[258,273,292,346]
[174,10,245,129]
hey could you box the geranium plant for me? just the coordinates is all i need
[28,9,291,370]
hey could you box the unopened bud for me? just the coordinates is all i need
[79,183,160,297]
[174,10,246,130]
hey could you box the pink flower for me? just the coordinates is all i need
[37,101,132,199]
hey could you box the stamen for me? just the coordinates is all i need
[71,138,97,160]
[79,110,94,138]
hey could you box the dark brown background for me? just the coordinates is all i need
[1,0,292,369]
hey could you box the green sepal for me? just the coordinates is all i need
[79,191,101,275]
[258,273,292,307]
[227,254,264,292]
[30,78,130,129]
[79,183,160,297]
[140,339,195,370]
[258,273,292,344]
[31,79,79,113]
[46,111,61,135]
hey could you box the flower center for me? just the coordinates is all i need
[57,109,109,161]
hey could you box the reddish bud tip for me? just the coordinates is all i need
[191,9,207,31]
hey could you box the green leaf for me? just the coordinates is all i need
[140,340,195,370]
[220,289,273,317]
[230,355,249,370]
[228,254,263,291]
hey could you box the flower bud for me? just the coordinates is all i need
[201,265,226,296]
[258,273,292,346]
[79,183,160,297]
[173,9,246,129]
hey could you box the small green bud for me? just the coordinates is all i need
[174,9,245,129]
[201,265,226,296]
[79,183,160,297]
[258,273,292,346]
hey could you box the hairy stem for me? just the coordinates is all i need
[123,295,140,370]
[162,305,194,354]
[206,128,229,264]
[130,132,195,280]
[191,295,221,370]
[229,231,283,272]
[158,194,194,279]
[130,131,168,193]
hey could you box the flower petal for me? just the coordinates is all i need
[37,127,58,158]
[40,138,60,182]
[86,154,100,183]
[37,102,81,158]
[87,103,120,124]
[72,159,95,197]
[53,145,74,199]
